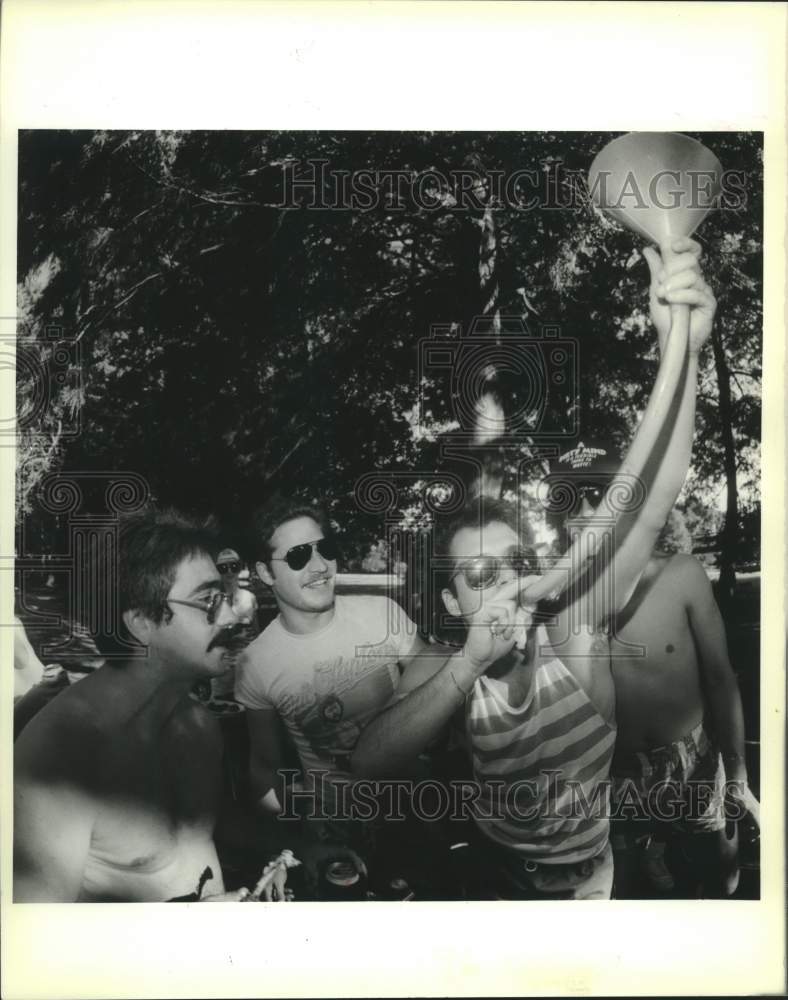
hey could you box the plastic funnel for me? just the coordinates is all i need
[588,132,723,249]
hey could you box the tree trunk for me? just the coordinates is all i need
[475,201,505,499]
[710,320,739,610]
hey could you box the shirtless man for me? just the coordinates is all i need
[547,447,750,895]
[352,238,716,899]
[611,547,747,895]
[14,508,287,902]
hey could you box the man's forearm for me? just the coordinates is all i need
[638,351,699,530]
[528,331,697,614]
[706,673,748,780]
[605,351,700,610]
[351,651,478,777]
[566,348,699,627]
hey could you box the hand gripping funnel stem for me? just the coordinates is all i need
[587,132,723,250]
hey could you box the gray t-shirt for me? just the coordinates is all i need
[235,595,418,811]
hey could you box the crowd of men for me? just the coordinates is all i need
[13,237,757,902]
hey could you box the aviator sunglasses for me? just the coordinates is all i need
[271,537,339,572]
[450,546,537,591]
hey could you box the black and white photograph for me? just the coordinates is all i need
[2,3,785,998]
[11,126,764,905]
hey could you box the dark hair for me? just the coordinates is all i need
[92,507,219,657]
[431,496,535,644]
[248,496,332,565]
[434,496,531,559]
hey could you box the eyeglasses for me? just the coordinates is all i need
[167,591,233,624]
[217,561,241,575]
[450,547,537,591]
[271,537,339,572]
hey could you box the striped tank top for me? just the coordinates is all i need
[466,629,616,864]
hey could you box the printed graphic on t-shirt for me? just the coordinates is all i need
[279,644,399,766]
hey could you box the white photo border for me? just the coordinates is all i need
[1,3,785,997]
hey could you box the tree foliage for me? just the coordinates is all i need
[16,130,762,569]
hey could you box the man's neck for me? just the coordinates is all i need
[110,657,196,726]
[485,646,524,681]
[487,628,540,677]
[278,602,336,636]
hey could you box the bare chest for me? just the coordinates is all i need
[612,592,695,663]
[610,590,704,748]
[89,713,222,865]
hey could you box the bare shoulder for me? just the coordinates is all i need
[14,685,104,785]
[659,552,710,585]
[655,553,712,603]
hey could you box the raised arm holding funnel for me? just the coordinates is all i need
[352,133,729,899]
[528,133,724,620]
[546,243,714,647]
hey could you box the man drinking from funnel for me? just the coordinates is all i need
[351,238,717,899]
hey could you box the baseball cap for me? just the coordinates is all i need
[541,441,622,521]
[548,440,621,480]
[216,547,241,566]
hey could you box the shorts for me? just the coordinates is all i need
[483,840,614,900]
[611,721,726,834]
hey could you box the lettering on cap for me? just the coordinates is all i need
[557,443,608,470]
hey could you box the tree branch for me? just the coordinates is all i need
[263,431,312,482]
[75,271,164,343]
[127,155,262,208]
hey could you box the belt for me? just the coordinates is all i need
[520,856,597,876]
[490,842,603,877]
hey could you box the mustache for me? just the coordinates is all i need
[207,623,246,652]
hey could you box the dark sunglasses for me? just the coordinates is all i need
[450,547,537,591]
[217,561,241,575]
[572,482,609,510]
[271,537,339,572]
